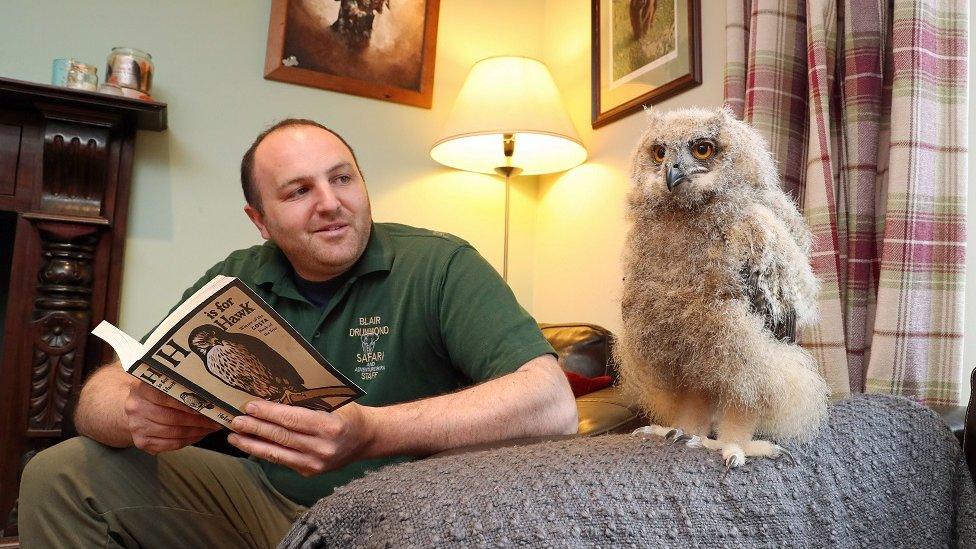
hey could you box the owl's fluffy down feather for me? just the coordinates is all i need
[615,107,828,445]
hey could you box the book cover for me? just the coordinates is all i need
[93,276,364,428]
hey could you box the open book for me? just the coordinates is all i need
[92,275,364,428]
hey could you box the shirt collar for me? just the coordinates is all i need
[251,223,394,300]
[348,223,394,277]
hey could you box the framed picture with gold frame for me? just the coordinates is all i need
[591,0,701,128]
[264,0,440,108]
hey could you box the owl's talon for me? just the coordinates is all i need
[721,442,746,473]
[684,435,703,448]
[664,428,683,442]
[772,445,796,464]
[724,453,745,470]
[672,433,693,445]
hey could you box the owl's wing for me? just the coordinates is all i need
[740,264,796,343]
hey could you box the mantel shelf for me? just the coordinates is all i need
[0,76,167,131]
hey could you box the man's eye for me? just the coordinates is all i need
[290,187,309,198]
[334,174,352,185]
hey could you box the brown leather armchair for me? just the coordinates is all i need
[540,323,644,436]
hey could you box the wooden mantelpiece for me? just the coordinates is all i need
[0,76,166,538]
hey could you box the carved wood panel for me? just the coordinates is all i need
[0,124,21,197]
[27,228,98,436]
[40,119,111,218]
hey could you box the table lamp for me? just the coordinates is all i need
[430,56,586,280]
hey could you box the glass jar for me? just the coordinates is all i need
[51,58,77,86]
[106,47,153,93]
[65,63,98,91]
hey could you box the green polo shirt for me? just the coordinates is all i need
[159,222,554,506]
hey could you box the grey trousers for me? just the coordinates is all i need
[18,437,306,548]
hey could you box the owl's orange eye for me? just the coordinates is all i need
[651,145,667,163]
[691,140,716,160]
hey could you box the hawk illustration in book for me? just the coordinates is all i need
[188,325,339,412]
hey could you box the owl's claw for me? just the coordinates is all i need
[632,426,702,447]
[771,444,796,464]
[683,434,703,448]
[672,433,694,445]
[720,443,746,475]
[631,424,679,438]
[725,454,745,469]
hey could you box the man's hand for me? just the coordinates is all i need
[224,355,575,476]
[227,400,375,477]
[124,382,222,455]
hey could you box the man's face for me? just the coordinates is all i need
[245,126,372,282]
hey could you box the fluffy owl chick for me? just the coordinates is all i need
[616,107,828,469]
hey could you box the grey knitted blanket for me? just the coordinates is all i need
[279,395,976,548]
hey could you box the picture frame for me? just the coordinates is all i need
[591,0,701,128]
[264,0,440,108]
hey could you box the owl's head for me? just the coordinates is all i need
[630,106,777,210]
[188,325,224,356]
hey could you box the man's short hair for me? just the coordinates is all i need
[240,118,361,211]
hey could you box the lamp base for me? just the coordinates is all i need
[494,166,523,178]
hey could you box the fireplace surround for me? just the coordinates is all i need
[0,77,166,539]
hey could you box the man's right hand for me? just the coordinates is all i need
[124,381,222,454]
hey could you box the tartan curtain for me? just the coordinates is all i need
[725,0,969,405]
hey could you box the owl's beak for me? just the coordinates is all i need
[666,165,687,191]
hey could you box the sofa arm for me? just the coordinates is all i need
[576,386,644,436]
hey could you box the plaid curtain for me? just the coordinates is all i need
[725,0,968,405]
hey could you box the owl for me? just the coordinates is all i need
[616,107,829,469]
[187,325,334,412]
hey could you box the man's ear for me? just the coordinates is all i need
[244,204,271,240]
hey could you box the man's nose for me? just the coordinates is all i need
[312,182,341,214]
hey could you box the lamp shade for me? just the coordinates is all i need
[430,56,586,176]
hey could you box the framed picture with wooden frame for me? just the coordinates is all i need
[591,0,701,128]
[265,0,440,108]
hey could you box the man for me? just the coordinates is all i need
[19,119,578,548]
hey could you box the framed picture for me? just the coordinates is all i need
[591,0,701,128]
[264,0,440,108]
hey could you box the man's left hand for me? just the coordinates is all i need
[227,400,374,477]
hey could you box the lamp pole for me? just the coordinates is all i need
[494,133,522,281]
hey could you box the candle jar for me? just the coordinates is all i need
[51,58,77,86]
[106,47,153,93]
[65,63,98,91]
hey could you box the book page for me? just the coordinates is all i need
[92,321,147,371]
[141,279,363,416]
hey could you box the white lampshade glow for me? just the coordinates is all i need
[430,56,586,175]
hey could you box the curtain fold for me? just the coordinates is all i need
[724,0,968,404]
